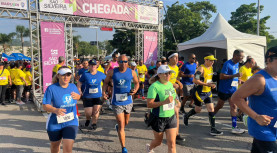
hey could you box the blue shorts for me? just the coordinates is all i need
[47,125,78,142]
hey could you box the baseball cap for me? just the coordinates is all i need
[204,55,217,61]
[3,58,8,62]
[130,61,137,66]
[89,59,97,65]
[153,65,174,77]
[265,46,277,59]
[57,68,72,75]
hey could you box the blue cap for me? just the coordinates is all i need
[89,59,97,65]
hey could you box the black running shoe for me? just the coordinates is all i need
[176,135,186,142]
[91,124,97,130]
[183,114,189,126]
[210,128,223,136]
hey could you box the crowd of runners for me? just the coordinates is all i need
[11,46,274,153]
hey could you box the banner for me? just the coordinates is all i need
[144,31,158,67]
[39,0,158,25]
[0,0,27,10]
[41,22,65,92]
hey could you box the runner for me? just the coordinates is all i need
[136,59,148,100]
[146,65,179,153]
[214,49,245,134]
[106,52,119,74]
[179,54,197,114]
[43,66,80,153]
[130,61,139,112]
[183,54,223,136]
[52,56,65,77]
[231,46,277,153]
[77,60,106,130]
[0,62,12,105]
[102,55,139,153]
[23,65,32,103]
[167,51,186,144]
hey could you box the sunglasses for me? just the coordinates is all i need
[119,61,128,63]
[162,72,171,76]
[191,57,196,59]
[61,73,71,77]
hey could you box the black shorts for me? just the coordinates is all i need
[193,91,212,107]
[251,138,277,153]
[218,92,233,101]
[47,125,78,142]
[83,98,103,108]
[11,85,16,90]
[150,114,177,133]
[24,85,32,92]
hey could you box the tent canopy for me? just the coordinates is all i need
[1,53,16,61]
[177,13,266,68]
[10,53,31,61]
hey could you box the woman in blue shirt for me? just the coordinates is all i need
[77,60,106,130]
[43,66,80,153]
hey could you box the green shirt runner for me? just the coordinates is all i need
[147,81,177,118]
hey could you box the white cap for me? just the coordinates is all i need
[58,68,72,75]
[153,65,174,77]
[130,61,137,66]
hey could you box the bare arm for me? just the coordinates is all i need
[102,70,113,99]
[8,75,12,86]
[220,73,240,80]
[43,104,66,116]
[77,81,82,95]
[131,70,139,95]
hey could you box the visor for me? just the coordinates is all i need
[204,55,217,61]
[58,68,72,75]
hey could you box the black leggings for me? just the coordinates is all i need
[0,85,8,103]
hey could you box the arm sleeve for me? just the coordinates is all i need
[147,84,157,99]
[221,62,229,74]
[42,87,52,105]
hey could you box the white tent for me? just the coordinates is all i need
[177,13,266,68]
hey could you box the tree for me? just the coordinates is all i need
[110,30,135,56]
[163,1,216,51]
[228,3,274,42]
[0,33,15,53]
[16,25,30,53]
[78,41,97,56]
[73,35,81,57]
[98,40,113,55]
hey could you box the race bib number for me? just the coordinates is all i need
[231,81,238,87]
[0,77,6,80]
[206,79,212,83]
[139,74,145,78]
[163,100,175,111]
[89,88,98,94]
[116,93,128,102]
[57,112,74,124]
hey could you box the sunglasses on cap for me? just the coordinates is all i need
[119,61,128,63]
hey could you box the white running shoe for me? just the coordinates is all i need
[19,101,25,105]
[231,127,245,134]
[16,101,21,105]
[146,144,154,153]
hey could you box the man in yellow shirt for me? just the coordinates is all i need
[52,56,65,77]
[14,63,27,105]
[136,59,148,100]
[0,62,12,105]
[24,65,32,103]
[239,58,256,88]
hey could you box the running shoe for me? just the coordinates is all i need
[179,108,186,115]
[142,96,146,100]
[176,135,186,142]
[91,124,97,130]
[20,101,25,105]
[210,128,223,136]
[146,144,154,153]
[137,95,140,99]
[122,147,128,153]
[183,114,189,126]
[231,127,245,134]
[16,101,21,105]
[1,102,6,105]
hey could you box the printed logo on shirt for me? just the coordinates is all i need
[119,79,126,86]
[91,79,97,84]
[165,89,175,96]
[61,94,75,108]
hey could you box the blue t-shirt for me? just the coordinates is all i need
[181,62,197,85]
[248,70,277,141]
[112,68,133,106]
[218,60,239,94]
[148,65,156,70]
[79,71,106,98]
[78,68,88,76]
[43,83,80,131]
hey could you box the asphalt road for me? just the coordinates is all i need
[0,98,252,153]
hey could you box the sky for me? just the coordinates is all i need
[0,0,276,42]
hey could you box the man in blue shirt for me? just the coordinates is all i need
[214,50,245,134]
[231,46,277,153]
[179,54,197,113]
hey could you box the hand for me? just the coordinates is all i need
[129,89,136,96]
[173,83,179,89]
[71,92,80,100]
[255,115,273,126]
[9,83,12,86]
[25,82,28,86]
[234,73,242,78]
[188,74,194,78]
[207,83,216,89]
[102,92,108,100]
[54,108,66,116]
[164,96,173,104]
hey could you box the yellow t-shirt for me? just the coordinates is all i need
[200,64,213,93]
[10,68,16,84]
[0,69,10,85]
[97,65,105,73]
[13,69,26,85]
[7,66,11,71]
[137,64,148,82]
[168,65,179,84]
[239,65,252,88]
[52,64,62,74]
[25,71,32,86]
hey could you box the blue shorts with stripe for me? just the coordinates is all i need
[192,91,212,107]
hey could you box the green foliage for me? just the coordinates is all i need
[15,25,29,53]
[110,30,135,56]
[73,35,81,56]
[78,41,97,56]
[228,3,274,42]
[0,33,15,52]
[98,40,113,55]
[268,39,277,49]
[163,1,216,52]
